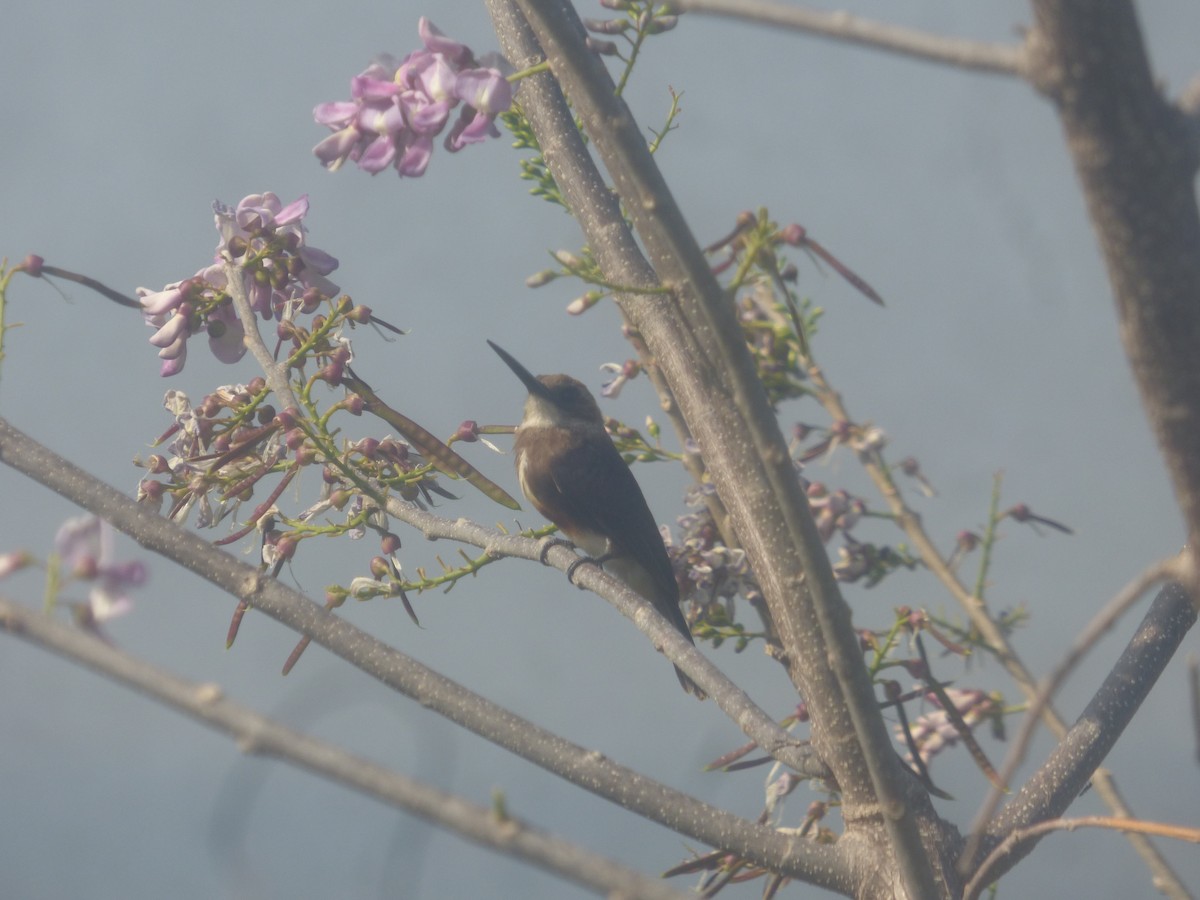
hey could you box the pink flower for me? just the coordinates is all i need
[54,515,146,622]
[136,192,339,376]
[313,18,512,177]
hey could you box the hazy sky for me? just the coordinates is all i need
[2,3,1198,898]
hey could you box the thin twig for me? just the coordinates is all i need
[964,815,1200,900]
[376,494,823,778]
[803,356,1188,891]
[0,595,693,900]
[963,555,1184,866]
[0,416,840,884]
[223,259,300,411]
[968,582,1197,884]
[665,0,1026,76]
[38,265,141,309]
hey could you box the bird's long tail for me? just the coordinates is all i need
[674,665,707,701]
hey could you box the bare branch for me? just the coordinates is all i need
[0,416,844,886]
[965,582,1197,883]
[380,496,828,780]
[965,555,1186,859]
[665,0,1025,76]
[498,1,954,895]
[806,354,1192,892]
[224,259,301,411]
[965,815,1200,900]
[0,596,694,900]
[1007,11,1200,887]
[1027,2,1200,543]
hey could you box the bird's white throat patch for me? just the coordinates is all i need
[521,394,571,429]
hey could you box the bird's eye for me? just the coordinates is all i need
[556,385,583,406]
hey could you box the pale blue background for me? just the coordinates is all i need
[1,2,1197,898]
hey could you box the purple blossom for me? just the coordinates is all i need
[444,67,512,150]
[147,302,192,351]
[139,283,186,318]
[663,499,763,608]
[205,300,246,364]
[144,297,194,376]
[896,688,997,765]
[418,17,471,65]
[313,17,513,177]
[214,193,340,311]
[599,360,635,397]
[54,515,146,623]
[137,192,339,376]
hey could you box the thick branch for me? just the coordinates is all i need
[1028,2,1200,545]
[807,302,1193,897]
[1019,11,1200,888]
[0,416,843,887]
[969,582,1196,882]
[500,3,956,897]
[0,596,693,900]
[769,5,1199,884]
[967,556,1184,849]
[380,499,827,780]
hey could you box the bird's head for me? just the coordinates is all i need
[488,340,605,430]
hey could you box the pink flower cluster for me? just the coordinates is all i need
[137,193,338,376]
[898,688,998,765]
[54,515,146,624]
[313,18,513,177]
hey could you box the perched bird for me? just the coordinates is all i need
[488,340,704,699]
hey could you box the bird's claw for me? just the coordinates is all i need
[536,535,575,566]
[565,551,612,586]
[565,554,600,586]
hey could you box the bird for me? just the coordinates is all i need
[488,340,705,699]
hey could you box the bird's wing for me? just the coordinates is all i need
[547,435,689,626]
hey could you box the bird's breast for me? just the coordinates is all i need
[515,426,609,558]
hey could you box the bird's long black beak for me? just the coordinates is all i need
[487,340,551,399]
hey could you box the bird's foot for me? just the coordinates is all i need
[565,555,597,585]
[536,535,575,565]
[565,551,613,586]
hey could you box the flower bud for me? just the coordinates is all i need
[295,289,319,315]
[780,223,808,246]
[587,38,620,56]
[552,249,583,269]
[566,290,604,315]
[318,360,344,385]
[584,16,630,34]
